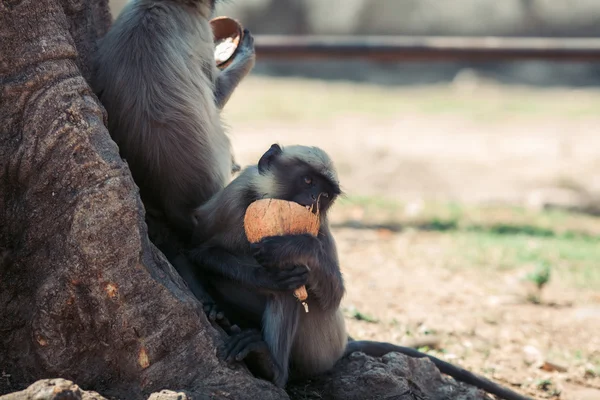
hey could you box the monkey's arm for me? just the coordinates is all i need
[214,29,255,110]
[188,244,308,292]
[305,229,345,311]
[251,229,344,311]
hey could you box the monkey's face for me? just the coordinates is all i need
[258,143,341,215]
[288,168,339,214]
[264,161,339,215]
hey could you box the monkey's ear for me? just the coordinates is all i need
[258,144,283,173]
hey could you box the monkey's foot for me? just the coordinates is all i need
[222,327,269,363]
[202,301,232,331]
[221,327,285,387]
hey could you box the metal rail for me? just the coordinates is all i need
[254,35,600,62]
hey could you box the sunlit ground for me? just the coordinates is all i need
[224,75,600,399]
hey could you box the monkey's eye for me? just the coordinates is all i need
[303,176,312,185]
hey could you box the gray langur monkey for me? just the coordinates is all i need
[190,143,346,388]
[92,0,253,238]
[188,144,532,400]
[91,0,254,318]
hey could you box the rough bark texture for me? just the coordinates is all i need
[0,1,284,399]
[288,352,490,400]
[0,1,498,400]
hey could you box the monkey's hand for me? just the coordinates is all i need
[214,29,256,110]
[233,28,256,69]
[251,234,319,269]
[253,263,309,292]
[220,326,285,387]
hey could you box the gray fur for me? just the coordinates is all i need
[281,145,340,188]
[263,293,301,386]
[92,0,254,238]
[291,305,347,375]
[189,145,347,386]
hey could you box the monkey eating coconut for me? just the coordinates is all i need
[244,198,321,312]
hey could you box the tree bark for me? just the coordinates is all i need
[0,1,285,399]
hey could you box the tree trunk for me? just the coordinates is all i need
[1,2,497,400]
[0,1,285,399]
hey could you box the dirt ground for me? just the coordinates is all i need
[335,227,600,400]
[224,76,600,400]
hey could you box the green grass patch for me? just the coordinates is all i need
[452,231,600,289]
[333,195,600,239]
[332,195,600,290]
[343,306,379,323]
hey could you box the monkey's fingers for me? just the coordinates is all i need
[274,265,309,290]
[241,28,255,49]
[234,340,270,362]
[250,243,277,268]
[203,304,214,318]
[203,303,232,331]
[214,310,225,321]
[253,256,278,269]
[204,304,217,320]
[214,314,232,331]
[223,328,260,350]
[223,329,264,363]
[203,303,226,322]
[276,263,309,275]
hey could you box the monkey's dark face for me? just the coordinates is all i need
[258,144,341,214]
[281,163,340,214]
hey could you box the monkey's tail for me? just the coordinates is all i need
[345,339,533,400]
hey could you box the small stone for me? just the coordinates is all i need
[540,360,568,373]
[522,345,542,365]
[147,390,190,400]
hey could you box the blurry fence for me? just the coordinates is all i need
[254,35,600,62]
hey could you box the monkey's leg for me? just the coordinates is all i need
[345,340,532,400]
[221,327,286,387]
[146,212,231,329]
[261,295,301,387]
[214,29,255,110]
[289,307,347,381]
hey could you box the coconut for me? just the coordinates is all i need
[210,16,243,69]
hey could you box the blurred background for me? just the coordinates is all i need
[110,2,600,399]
